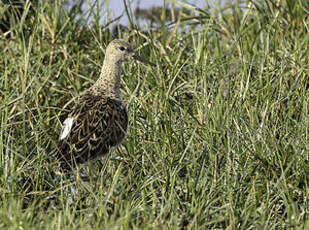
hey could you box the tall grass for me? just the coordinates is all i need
[0,0,308,229]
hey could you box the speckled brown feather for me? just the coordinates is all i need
[56,91,128,170]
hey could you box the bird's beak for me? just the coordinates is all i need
[132,53,156,67]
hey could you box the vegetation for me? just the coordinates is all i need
[0,0,308,229]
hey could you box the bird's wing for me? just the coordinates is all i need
[56,92,128,168]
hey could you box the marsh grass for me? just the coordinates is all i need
[0,0,308,229]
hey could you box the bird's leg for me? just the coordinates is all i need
[76,165,81,183]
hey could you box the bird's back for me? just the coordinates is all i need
[55,91,128,171]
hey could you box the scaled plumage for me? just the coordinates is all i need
[56,91,128,170]
[55,39,153,171]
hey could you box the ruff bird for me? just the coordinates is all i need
[55,39,154,172]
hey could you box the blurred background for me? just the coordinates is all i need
[77,0,206,25]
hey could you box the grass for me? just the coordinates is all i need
[0,0,308,229]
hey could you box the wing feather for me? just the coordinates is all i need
[55,92,128,170]
[60,117,74,140]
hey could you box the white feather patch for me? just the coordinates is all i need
[60,117,74,140]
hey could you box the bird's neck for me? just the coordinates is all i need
[92,59,122,98]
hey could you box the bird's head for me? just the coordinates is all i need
[105,39,155,66]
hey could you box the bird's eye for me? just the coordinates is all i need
[119,46,126,51]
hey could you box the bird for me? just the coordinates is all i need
[54,39,154,172]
